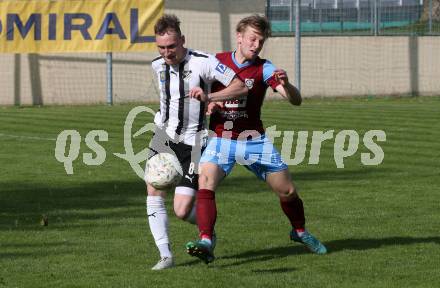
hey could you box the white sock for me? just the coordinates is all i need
[147,196,172,258]
[184,204,197,225]
[157,244,172,259]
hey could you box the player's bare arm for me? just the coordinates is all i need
[274,69,302,106]
[188,77,247,102]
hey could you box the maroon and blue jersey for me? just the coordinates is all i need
[210,51,280,139]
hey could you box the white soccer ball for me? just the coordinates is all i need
[145,153,183,189]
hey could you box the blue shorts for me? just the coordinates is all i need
[200,134,288,181]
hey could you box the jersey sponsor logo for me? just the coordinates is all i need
[215,63,228,74]
[244,78,254,89]
[182,70,192,80]
[225,95,247,108]
[223,94,248,120]
[221,110,249,120]
[159,71,166,82]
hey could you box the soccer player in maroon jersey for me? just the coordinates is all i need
[186,14,327,263]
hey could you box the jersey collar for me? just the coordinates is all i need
[183,48,191,61]
[231,51,254,69]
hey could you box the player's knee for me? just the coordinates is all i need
[198,164,223,190]
[173,199,193,220]
[174,203,191,220]
[147,184,162,196]
[198,172,210,189]
[174,209,188,220]
[277,184,298,200]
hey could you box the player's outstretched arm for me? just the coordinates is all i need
[209,77,247,102]
[188,77,247,102]
[274,69,302,106]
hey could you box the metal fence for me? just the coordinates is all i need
[267,0,440,35]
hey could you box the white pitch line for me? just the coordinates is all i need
[0,133,56,141]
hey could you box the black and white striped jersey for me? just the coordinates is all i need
[151,49,236,145]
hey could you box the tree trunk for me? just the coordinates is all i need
[420,0,440,22]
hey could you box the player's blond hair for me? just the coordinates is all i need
[236,14,271,39]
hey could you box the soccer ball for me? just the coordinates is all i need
[145,153,183,189]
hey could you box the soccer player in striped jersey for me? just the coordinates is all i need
[146,14,248,270]
[186,14,327,264]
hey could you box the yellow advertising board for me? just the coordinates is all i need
[0,0,163,53]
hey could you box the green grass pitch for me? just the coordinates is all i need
[1,97,439,287]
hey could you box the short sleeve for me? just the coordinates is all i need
[203,55,236,86]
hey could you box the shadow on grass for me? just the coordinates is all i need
[1,167,393,229]
[293,167,392,182]
[0,245,76,260]
[0,241,72,249]
[326,236,440,252]
[0,180,147,230]
[175,259,203,268]
[0,250,73,259]
[0,242,77,259]
[209,236,440,268]
[220,166,393,192]
[251,267,296,274]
